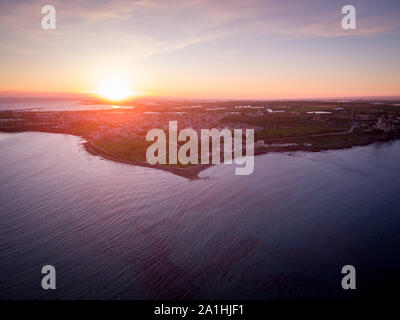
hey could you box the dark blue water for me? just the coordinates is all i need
[0,132,399,299]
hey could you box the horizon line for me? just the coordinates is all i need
[0,91,399,102]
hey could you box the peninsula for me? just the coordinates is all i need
[1,99,400,179]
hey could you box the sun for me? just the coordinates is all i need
[96,77,134,101]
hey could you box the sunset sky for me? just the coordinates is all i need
[0,0,399,99]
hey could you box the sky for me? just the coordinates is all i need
[0,0,399,99]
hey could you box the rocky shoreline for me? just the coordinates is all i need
[83,132,397,179]
[0,126,397,179]
[83,140,212,179]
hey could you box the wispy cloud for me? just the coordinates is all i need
[1,0,399,58]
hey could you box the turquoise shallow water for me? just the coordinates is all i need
[0,131,399,299]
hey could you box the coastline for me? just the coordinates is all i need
[1,104,399,179]
[0,127,397,179]
[83,140,213,180]
[83,132,395,179]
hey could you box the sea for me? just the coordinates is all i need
[0,97,133,111]
[0,131,399,299]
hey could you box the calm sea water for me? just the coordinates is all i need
[0,97,133,111]
[0,132,399,299]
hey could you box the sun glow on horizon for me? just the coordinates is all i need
[96,77,134,101]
